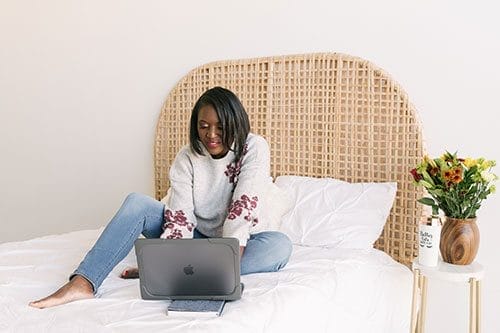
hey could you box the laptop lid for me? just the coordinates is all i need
[134,238,241,301]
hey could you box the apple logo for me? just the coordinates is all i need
[183,264,194,275]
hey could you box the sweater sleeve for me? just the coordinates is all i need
[159,148,197,239]
[222,136,270,246]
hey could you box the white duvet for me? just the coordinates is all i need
[0,229,412,333]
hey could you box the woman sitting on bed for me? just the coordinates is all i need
[30,86,293,309]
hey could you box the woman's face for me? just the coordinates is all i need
[197,105,229,159]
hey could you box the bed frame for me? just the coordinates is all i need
[154,53,425,267]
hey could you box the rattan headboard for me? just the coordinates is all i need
[154,53,425,267]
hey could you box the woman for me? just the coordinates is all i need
[30,87,292,309]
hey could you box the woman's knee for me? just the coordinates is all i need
[124,192,149,205]
[120,193,160,218]
[273,232,293,262]
[259,231,293,263]
[242,231,292,274]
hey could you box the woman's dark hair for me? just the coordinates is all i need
[189,86,250,161]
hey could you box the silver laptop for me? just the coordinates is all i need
[134,238,242,300]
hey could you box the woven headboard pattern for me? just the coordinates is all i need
[155,53,425,266]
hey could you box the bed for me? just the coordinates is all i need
[0,53,425,332]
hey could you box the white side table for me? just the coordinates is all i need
[410,258,484,333]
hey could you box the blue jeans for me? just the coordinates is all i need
[73,192,293,292]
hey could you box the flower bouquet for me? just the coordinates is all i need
[410,152,497,264]
[410,152,496,218]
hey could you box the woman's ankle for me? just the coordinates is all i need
[70,274,95,293]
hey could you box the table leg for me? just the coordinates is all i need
[418,275,428,333]
[469,278,478,333]
[474,279,481,333]
[410,269,420,333]
[477,280,481,333]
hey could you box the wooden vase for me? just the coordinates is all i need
[439,216,479,265]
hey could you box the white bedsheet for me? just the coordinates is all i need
[0,229,412,333]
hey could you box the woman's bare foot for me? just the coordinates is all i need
[120,267,139,279]
[29,275,94,309]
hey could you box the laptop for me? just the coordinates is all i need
[134,238,242,301]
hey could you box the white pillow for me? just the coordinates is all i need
[275,175,397,249]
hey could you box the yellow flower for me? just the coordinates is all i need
[424,155,438,168]
[464,158,477,168]
[480,160,495,169]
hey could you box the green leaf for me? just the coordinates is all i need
[419,180,434,189]
[433,189,445,197]
[418,197,436,206]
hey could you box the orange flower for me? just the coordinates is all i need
[442,169,453,180]
[442,166,463,184]
[452,174,462,183]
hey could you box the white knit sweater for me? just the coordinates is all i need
[159,133,271,246]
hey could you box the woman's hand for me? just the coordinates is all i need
[239,246,245,258]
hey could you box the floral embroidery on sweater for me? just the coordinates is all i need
[162,209,194,239]
[224,144,249,184]
[227,194,259,224]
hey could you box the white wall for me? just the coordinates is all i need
[1,0,498,332]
